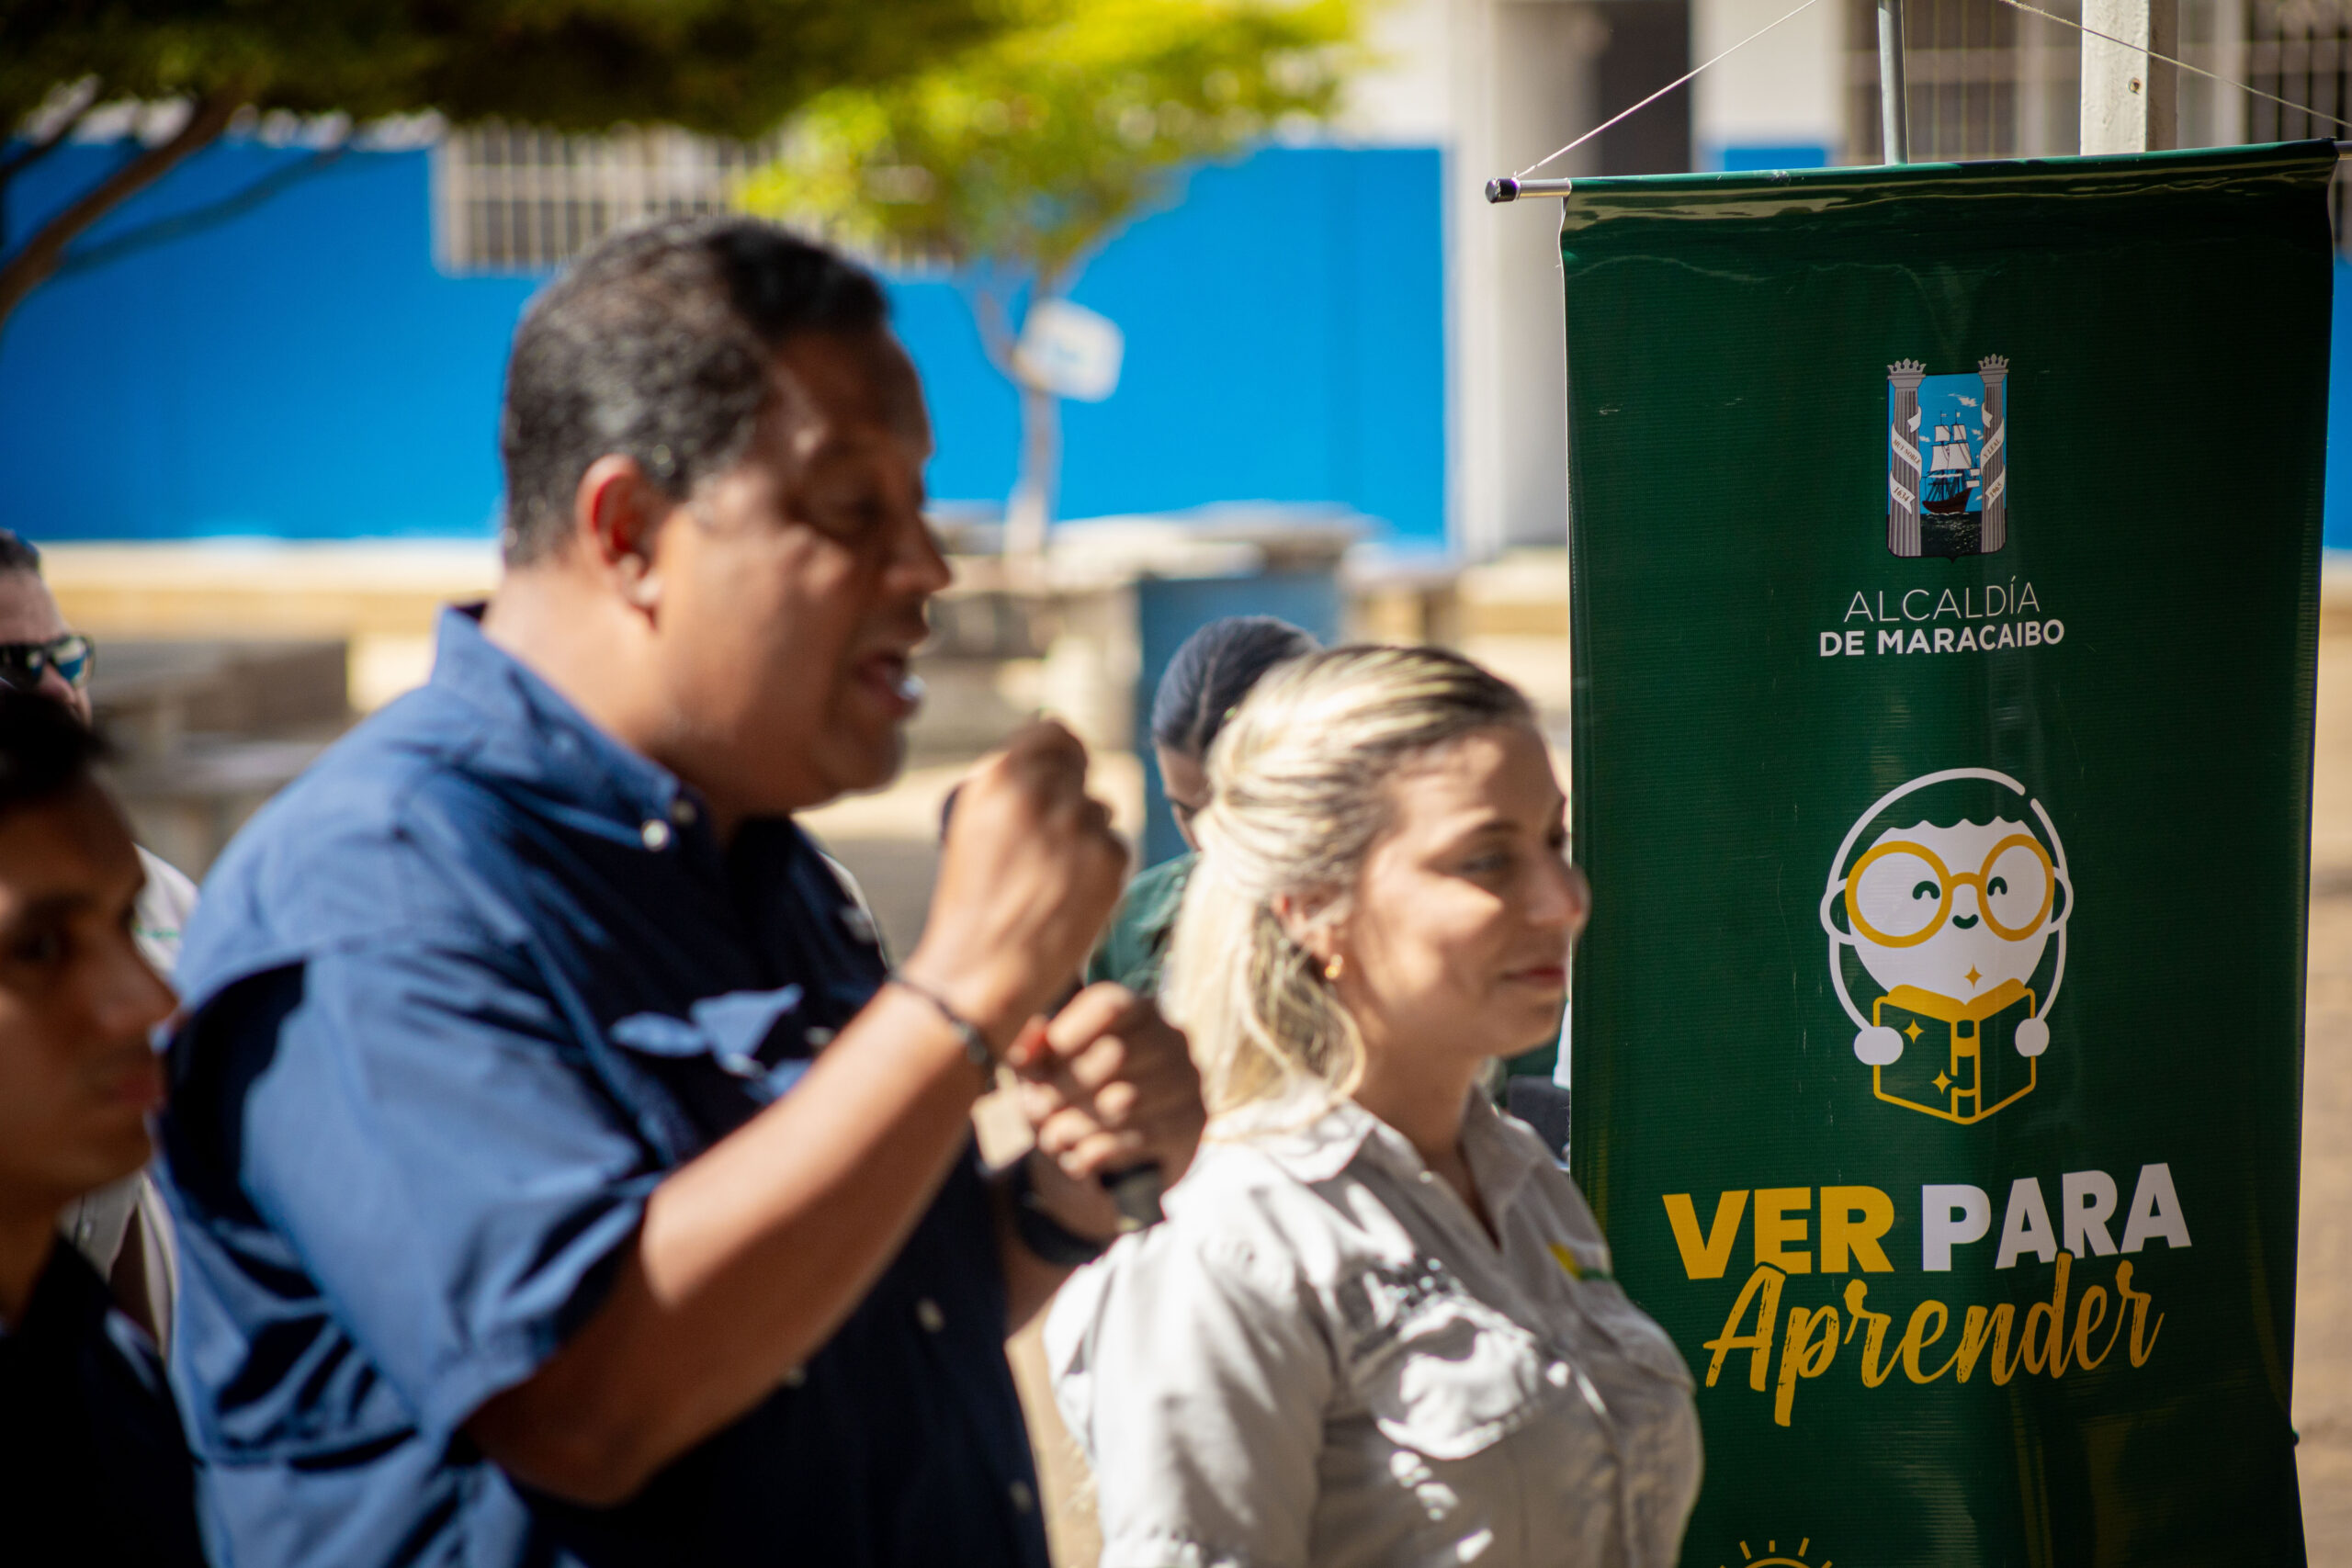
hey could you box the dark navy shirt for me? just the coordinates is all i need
[0,1244,206,1567]
[159,607,1048,1568]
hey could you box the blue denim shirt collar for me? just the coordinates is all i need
[431,604,701,839]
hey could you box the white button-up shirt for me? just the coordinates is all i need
[1046,1092,1700,1568]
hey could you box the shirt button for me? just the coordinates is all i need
[1008,1480,1035,1514]
[804,1027,836,1048]
[1546,1360,1572,1388]
[915,1298,946,1333]
[670,797,697,828]
[640,818,673,851]
[781,1365,808,1388]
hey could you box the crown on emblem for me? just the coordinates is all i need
[1888,357,1926,375]
[1978,354,2010,372]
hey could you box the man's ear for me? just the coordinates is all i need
[571,455,674,614]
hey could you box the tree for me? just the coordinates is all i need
[742,0,1357,555]
[0,0,1010,333]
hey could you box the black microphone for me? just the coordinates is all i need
[1102,1163,1166,1232]
[939,779,1164,1232]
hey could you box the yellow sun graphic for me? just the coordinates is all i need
[1724,1538,1828,1568]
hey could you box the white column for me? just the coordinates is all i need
[2082,0,2180,153]
[1975,355,2008,554]
[2212,0,2249,148]
[1449,0,1510,562]
[1453,0,1607,558]
[1887,361,1926,558]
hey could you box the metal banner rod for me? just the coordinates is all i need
[1878,0,1911,164]
[1486,176,1577,203]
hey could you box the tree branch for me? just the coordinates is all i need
[0,79,104,186]
[0,89,243,334]
[965,261,1070,391]
[965,276,1022,379]
[57,144,345,278]
[0,79,105,255]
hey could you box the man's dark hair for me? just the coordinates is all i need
[0,686,103,815]
[499,216,890,565]
[0,530,42,576]
[1151,616,1321,761]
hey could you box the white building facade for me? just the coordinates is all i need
[1344,0,2346,554]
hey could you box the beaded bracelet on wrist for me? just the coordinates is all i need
[888,975,994,1073]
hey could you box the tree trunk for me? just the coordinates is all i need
[1003,378,1061,561]
[0,90,243,338]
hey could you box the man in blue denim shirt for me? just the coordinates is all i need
[158,219,1204,1566]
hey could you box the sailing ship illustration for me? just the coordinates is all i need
[1920,421,1980,514]
[1887,356,2009,558]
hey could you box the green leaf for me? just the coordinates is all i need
[741,0,1360,291]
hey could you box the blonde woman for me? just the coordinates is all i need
[1046,647,1699,1568]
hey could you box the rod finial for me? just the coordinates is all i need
[1486,176,1521,203]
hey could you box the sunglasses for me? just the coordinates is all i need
[0,634,93,694]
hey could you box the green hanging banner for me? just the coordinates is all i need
[1564,143,2333,1566]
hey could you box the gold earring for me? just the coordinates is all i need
[1324,953,1345,982]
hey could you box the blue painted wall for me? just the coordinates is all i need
[0,140,1447,546]
[1711,142,1830,171]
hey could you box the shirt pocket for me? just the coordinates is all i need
[1342,1276,1553,1461]
[605,986,814,1148]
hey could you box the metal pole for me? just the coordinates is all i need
[1878,0,1911,164]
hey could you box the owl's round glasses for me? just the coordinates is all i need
[1843,834,2056,948]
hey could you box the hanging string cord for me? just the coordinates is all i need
[1994,0,2352,133]
[1513,0,1827,178]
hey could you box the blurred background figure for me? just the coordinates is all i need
[0,688,198,1566]
[0,529,189,1344]
[1087,615,1317,995]
[1050,646,1697,1567]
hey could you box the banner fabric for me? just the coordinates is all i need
[1562,142,2335,1566]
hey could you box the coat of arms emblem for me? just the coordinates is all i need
[1887,356,2009,558]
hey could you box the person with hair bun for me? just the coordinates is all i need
[1048,646,1700,1568]
[1086,615,1318,994]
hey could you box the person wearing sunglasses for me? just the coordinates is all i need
[0,531,192,1347]
[0,538,95,719]
[0,632,93,705]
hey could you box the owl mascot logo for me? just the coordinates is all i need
[1818,768,2075,1124]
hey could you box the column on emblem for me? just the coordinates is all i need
[1887,360,1928,558]
[1976,355,2009,553]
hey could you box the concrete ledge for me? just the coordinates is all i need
[44,540,503,641]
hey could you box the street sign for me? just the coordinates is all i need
[1013,298,1125,402]
[1560,142,2333,1567]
